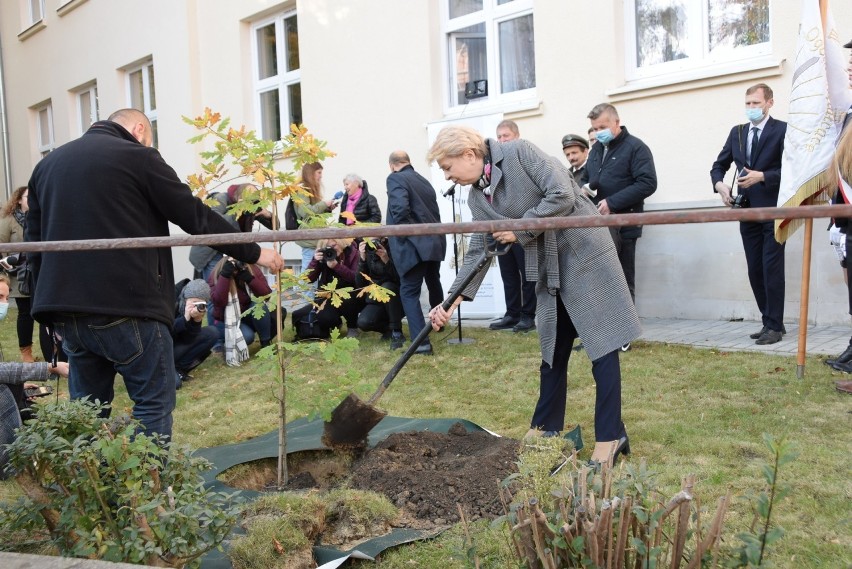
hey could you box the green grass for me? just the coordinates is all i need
[1,310,850,567]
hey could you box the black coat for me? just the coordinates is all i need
[586,126,657,239]
[26,121,261,328]
[385,165,446,276]
[338,181,381,225]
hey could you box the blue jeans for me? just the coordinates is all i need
[53,314,176,440]
[212,303,274,346]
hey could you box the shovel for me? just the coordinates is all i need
[322,242,512,448]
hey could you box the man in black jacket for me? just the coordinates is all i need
[26,109,284,439]
[586,104,658,310]
[386,151,446,355]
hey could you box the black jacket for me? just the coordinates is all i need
[586,126,657,239]
[26,120,261,328]
[338,180,381,225]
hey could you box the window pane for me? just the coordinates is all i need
[29,0,42,22]
[284,16,300,72]
[449,0,482,19]
[497,0,515,4]
[635,0,691,67]
[257,23,277,79]
[151,119,159,148]
[147,65,156,111]
[453,24,486,105]
[708,0,769,53]
[79,91,92,132]
[129,69,143,110]
[499,14,535,93]
[38,108,50,143]
[288,83,302,127]
[260,89,281,141]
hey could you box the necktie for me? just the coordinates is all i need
[749,127,759,166]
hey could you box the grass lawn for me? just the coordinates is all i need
[0,310,849,567]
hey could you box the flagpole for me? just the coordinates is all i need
[796,219,814,378]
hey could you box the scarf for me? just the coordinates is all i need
[224,282,249,366]
[13,208,26,229]
[344,188,363,225]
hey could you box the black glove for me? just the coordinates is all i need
[236,266,255,286]
[220,260,237,279]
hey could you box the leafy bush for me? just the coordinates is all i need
[0,399,239,567]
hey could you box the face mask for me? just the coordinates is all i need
[745,108,764,122]
[0,303,8,321]
[595,129,615,145]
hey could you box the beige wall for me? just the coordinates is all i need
[1,0,850,324]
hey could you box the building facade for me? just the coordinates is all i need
[1,0,850,324]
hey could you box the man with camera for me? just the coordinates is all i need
[172,279,218,389]
[711,83,788,345]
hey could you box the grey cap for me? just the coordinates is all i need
[182,279,211,302]
[561,134,589,150]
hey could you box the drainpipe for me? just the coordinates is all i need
[0,27,12,200]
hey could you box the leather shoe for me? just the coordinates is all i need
[489,315,519,330]
[835,380,852,394]
[750,324,787,340]
[414,342,433,356]
[513,316,536,333]
[830,360,852,373]
[755,329,783,345]
[825,343,852,367]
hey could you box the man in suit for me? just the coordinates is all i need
[386,151,446,355]
[711,83,788,345]
[489,121,536,333]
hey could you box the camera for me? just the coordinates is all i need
[731,194,750,209]
[193,301,207,312]
[322,246,338,262]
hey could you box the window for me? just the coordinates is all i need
[126,60,158,146]
[251,11,301,141]
[75,83,99,135]
[27,0,44,25]
[35,102,54,158]
[626,0,770,80]
[443,0,535,109]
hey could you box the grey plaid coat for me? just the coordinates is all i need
[450,138,641,364]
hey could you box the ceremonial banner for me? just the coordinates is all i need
[775,0,852,242]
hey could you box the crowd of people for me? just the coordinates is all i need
[1,37,849,476]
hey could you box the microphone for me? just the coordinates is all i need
[333,191,344,200]
[443,184,457,197]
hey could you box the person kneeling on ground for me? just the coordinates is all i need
[356,238,405,349]
[173,279,219,389]
[292,238,364,340]
[209,258,278,363]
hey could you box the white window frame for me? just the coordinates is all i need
[27,0,45,25]
[35,101,55,158]
[250,10,301,141]
[75,82,99,135]
[125,60,157,146]
[624,0,772,82]
[441,0,536,115]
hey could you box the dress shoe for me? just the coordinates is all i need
[414,342,433,356]
[750,325,787,340]
[755,329,783,345]
[825,343,852,367]
[390,331,405,351]
[835,380,852,394]
[830,360,852,373]
[524,428,560,439]
[513,316,536,333]
[489,315,519,330]
[588,435,630,469]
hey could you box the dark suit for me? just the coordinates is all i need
[386,165,446,340]
[710,116,787,331]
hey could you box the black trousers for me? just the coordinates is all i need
[497,245,536,318]
[531,296,625,441]
[357,281,403,332]
[617,236,637,304]
[740,220,785,331]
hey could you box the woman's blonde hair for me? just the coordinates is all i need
[316,237,354,251]
[831,126,852,191]
[426,125,488,164]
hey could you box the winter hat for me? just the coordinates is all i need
[182,279,212,302]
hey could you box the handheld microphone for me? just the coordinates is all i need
[333,191,344,200]
[443,184,457,197]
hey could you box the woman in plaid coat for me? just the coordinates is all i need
[427,125,641,466]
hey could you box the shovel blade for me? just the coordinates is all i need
[322,392,388,449]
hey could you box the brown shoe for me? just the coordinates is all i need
[835,380,852,394]
[20,345,34,363]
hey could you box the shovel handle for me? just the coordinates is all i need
[367,242,511,405]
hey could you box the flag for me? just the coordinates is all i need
[775,0,852,242]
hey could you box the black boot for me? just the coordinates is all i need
[826,338,852,367]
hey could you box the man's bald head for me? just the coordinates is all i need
[389,150,411,172]
[108,108,153,147]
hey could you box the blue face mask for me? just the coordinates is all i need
[0,303,8,321]
[595,128,615,145]
[745,108,764,122]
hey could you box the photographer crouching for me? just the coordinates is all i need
[356,238,405,349]
[292,238,364,340]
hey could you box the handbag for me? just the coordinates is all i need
[296,308,325,340]
[16,256,32,296]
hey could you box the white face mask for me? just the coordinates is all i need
[0,302,8,321]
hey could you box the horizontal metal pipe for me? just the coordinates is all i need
[5,203,850,254]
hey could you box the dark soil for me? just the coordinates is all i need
[346,423,521,528]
